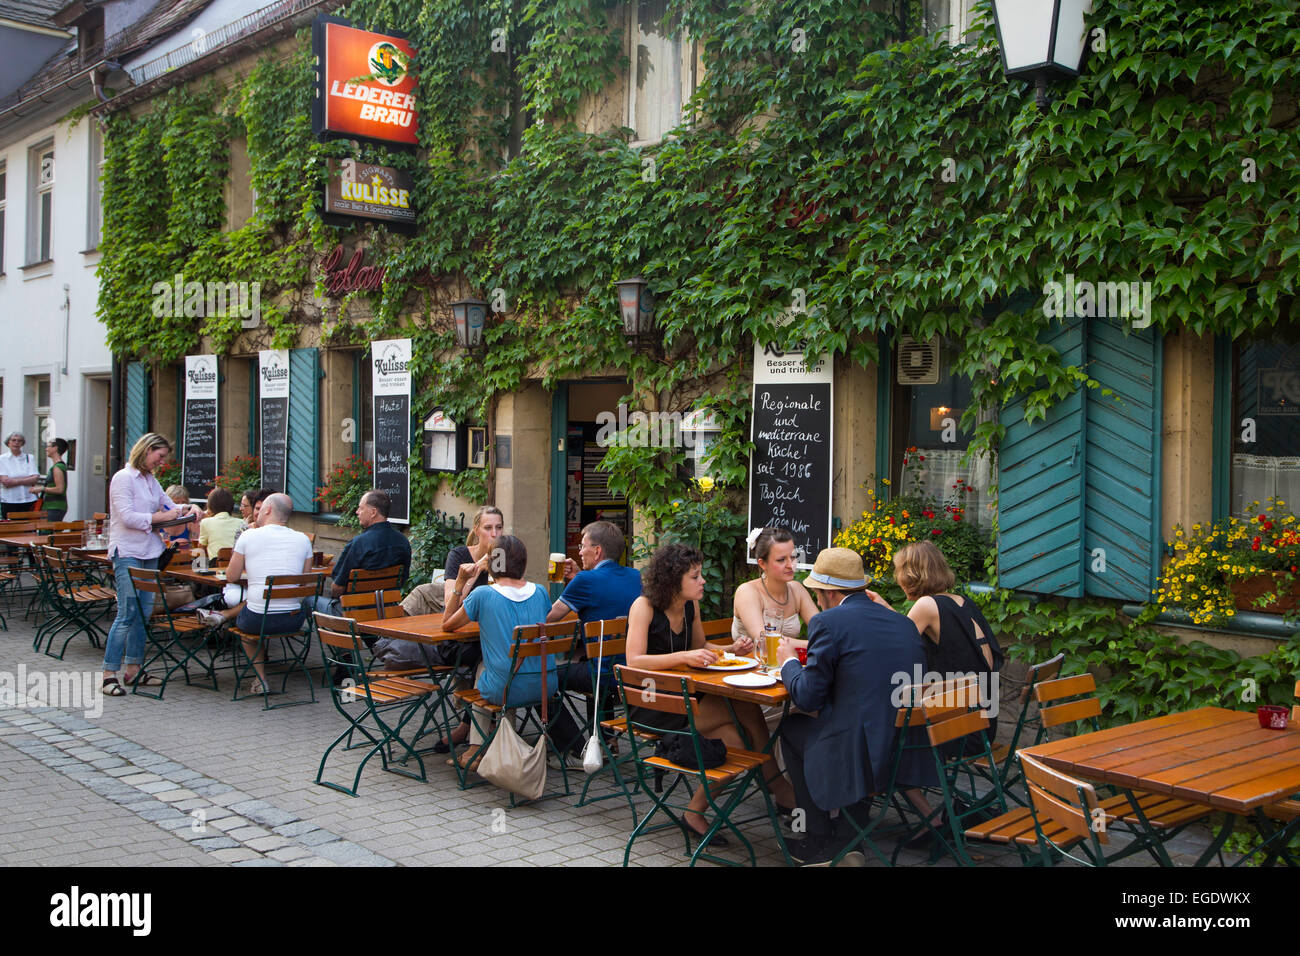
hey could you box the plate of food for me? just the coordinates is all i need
[701,655,758,672]
[723,672,777,688]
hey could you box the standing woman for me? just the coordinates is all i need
[0,432,40,518]
[101,433,199,696]
[731,527,819,655]
[33,438,70,521]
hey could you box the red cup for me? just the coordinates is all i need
[796,647,808,666]
[1257,705,1290,730]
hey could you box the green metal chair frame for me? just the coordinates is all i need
[1018,751,1115,866]
[572,617,642,823]
[615,665,781,867]
[36,546,114,660]
[128,566,220,699]
[312,612,438,796]
[975,652,1065,804]
[231,573,324,710]
[452,621,580,805]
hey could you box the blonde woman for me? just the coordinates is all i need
[101,434,201,696]
[731,527,818,655]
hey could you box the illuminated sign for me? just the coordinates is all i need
[313,16,418,146]
[324,159,415,225]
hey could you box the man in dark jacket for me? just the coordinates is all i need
[776,547,926,866]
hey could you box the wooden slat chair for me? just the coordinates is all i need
[1260,680,1300,828]
[47,532,85,549]
[312,612,437,796]
[128,567,219,699]
[346,564,404,593]
[0,521,43,611]
[1016,752,1113,866]
[450,622,580,803]
[230,573,324,709]
[966,674,1212,865]
[702,617,733,646]
[615,664,778,867]
[35,546,116,660]
[573,617,642,821]
[973,652,1065,803]
[44,521,86,532]
[2,510,47,521]
[211,547,233,569]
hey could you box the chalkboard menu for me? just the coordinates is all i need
[259,350,290,493]
[372,338,412,524]
[182,355,219,497]
[748,339,833,570]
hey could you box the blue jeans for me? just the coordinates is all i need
[102,555,159,672]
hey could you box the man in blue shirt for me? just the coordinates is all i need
[546,521,642,756]
[327,489,411,600]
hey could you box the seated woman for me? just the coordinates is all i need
[731,527,819,656]
[626,543,796,842]
[198,487,244,560]
[163,485,195,543]
[443,534,557,771]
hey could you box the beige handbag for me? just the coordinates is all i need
[477,622,550,801]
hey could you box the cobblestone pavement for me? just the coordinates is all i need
[0,605,1237,867]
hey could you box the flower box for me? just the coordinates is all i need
[1232,573,1299,615]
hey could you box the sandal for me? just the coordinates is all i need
[102,677,126,697]
[131,672,162,688]
[450,745,482,772]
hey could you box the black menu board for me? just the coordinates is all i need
[182,355,218,497]
[259,349,290,493]
[371,339,412,523]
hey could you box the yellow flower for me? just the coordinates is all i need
[695,476,715,493]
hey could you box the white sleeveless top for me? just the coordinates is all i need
[731,579,803,643]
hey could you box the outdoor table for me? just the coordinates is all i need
[0,533,77,549]
[1020,706,1300,866]
[356,612,481,643]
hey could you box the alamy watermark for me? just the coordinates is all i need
[889,666,1000,718]
[0,665,103,719]
[595,404,702,450]
[151,273,261,327]
[1041,273,1153,328]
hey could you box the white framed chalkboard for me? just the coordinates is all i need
[372,338,412,524]
[182,354,219,497]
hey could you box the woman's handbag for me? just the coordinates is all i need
[582,619,606,774]
[477,621,552,801]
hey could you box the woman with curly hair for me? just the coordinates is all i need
[626,543,796,842]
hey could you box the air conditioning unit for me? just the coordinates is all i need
[896,335,941,386]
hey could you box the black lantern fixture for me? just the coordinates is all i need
[614,277,656,351]
[450,297,489,350]
[990,0,1093,110]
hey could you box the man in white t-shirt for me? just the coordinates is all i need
[225,493,313,694]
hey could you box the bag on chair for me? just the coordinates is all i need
[477,622,551,801]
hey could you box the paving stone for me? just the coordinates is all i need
[192,835,240,851]
[209,847,264,863]
[155,788,199,803]
[230,801,298,828]
[226,825,271,841]
[244,835,292,852]
[272,819,320,838]
[231,858,284,866]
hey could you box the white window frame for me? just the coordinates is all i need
[27,140,54,265]
[86,122,104,251]
[924,0,980,46]
[28,374,52,447]
[626,0,696,147]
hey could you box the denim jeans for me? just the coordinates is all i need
[102,554,159,672]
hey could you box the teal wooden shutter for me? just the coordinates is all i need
[997,319,1087,597]
[1083,319,1162,602]
[124,361,150,449]
[286,348,320,513]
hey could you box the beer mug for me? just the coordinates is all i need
[548,553,566,583]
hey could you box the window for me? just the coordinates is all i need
[0,161,6,273]
[27,141,54,264]
[923,0,979,46]
[890,337,997,529]
[86,122,104,250]
[627,0,695,145]
[1229,326,1300,516]
[30,375,52,446]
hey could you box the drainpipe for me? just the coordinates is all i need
[110,355,123,475]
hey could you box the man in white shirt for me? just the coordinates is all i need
[226,493,313,694]
[0,432,40,518]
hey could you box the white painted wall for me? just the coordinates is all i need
[0,114,113,520]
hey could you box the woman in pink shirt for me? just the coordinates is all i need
[101,433,198,696]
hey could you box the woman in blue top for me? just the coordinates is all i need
[444,534,557,771]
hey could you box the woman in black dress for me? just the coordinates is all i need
[626,543,795,841]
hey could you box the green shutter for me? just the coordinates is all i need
[1083,319,1162,602]
[286,348,320,513]
[124,361,150,449]
[997,319,1087,597]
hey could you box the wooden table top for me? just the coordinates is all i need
[646,663,791,707]
[1020,707,1300,814]
[355,612,481,643]
[0,533,74,548]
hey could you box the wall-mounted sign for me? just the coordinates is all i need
[313,15,418,147]
[372,339,412,524]
[182,354,219,497]
[747,334,833,570]
[422,408,464,473]
[259,349,290,493]
[324,159,415,226]
[321,244,387,295]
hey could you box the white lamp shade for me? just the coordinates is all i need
[451,298,487,348]
[614,278,655,337]
[992,0,1093,77]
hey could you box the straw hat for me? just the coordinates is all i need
[805,547,869,592]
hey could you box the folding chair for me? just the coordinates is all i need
[346,564,404,593]
[128,567,220,699]
[973,652,1064,803]
[450,622,579,803]
[313,612,438,796]
[35,546,116,659]
[702,617,733,646]
[573,617,641,821]
[230,573,324,709]
[616,665,780,867]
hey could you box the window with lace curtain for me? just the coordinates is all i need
[890,337,996,529]
[1231,326,1300,517]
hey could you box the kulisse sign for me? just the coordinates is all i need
[325,159,415,225]
[313,16,418,146]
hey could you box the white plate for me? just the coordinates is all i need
[723,672,777,688]
[702,656,758,672]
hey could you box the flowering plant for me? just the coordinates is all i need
[212,455,262,500]
[1150,498,1299,624]
[154,460,183,490]
[834,479,991,602]
[316,455,374,531]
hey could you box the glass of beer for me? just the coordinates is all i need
[548,553,566,583]
[762,607,783,669]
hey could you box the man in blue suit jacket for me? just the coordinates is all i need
[776,547,926,865]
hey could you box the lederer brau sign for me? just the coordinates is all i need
[313,15,418,147]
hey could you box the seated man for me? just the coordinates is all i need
[545,521,642,754]
[226,493,314,695]
[775,547,926,866]
[319,488,412,613]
